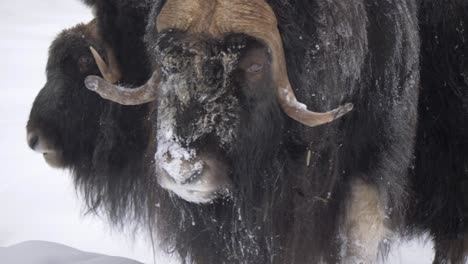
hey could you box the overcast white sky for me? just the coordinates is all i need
[0,1,434,263]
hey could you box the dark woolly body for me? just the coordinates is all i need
[28,0,420,263]
[406,1,468,263]
[75,0,156,225]
[143,1,420,263]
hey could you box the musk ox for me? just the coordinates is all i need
[26,0,431,263]
[26,0,155,224]
[82,0,420,263]
[405,1,468,263]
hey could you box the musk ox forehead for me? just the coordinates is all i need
[47,24,98,66]
[157,59,241,146]
[150,31,268,70]
[153,34,252,149]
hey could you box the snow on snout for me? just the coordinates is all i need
[155,75,202,183]
[155,76,220,203]
[157,141,203,184]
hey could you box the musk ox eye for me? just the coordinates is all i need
[247,63,263,73]
[78,55,93,73]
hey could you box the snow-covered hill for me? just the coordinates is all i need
[0,241,143,264]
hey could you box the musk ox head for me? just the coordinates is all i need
[153,33,275,203]
[85,0,353,204]
[26,20,121,168]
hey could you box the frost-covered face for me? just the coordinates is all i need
[152,33,273,203]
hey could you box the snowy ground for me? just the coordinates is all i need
[0,1,434,263]
[0,241,143,264]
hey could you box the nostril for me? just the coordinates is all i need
[182,170,204,185]
[27,133,39,150]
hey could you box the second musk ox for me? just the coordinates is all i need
[26,0,155,224]
[25,0,422,262]
[84,0,419,263]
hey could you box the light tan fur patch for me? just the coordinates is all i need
[342,179,389,264]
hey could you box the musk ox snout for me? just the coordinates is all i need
[26,130,64,168]
[27,132,39,150]
[155,111,232,204]
[156,146,231,204]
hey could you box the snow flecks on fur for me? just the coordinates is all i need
[156,75,202,183]
[153,44,242,203]
[155,76,209,203]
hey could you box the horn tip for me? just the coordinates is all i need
[343,103,354,112]
[84,75,101,91]
[334,103,354,119]
[89,46,97,54]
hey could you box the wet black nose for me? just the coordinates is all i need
[27,132,39,150]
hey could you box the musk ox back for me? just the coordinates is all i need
[406,0,468,263]
[85,0,420,263]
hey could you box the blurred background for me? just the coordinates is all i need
[0,0,434,263]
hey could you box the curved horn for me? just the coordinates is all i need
[157,0,354,126]
[213,0,354,127]
[84,70,160,105]
[86,19,121,83]
[279,90,354,126]
[89,46,122,84]
[269,31,353,126]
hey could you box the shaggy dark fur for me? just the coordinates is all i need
[27,0,422,263]
[406,1,468,263]
[27,0,155,226]
[141,1,419,263]
[76,0,157,226]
